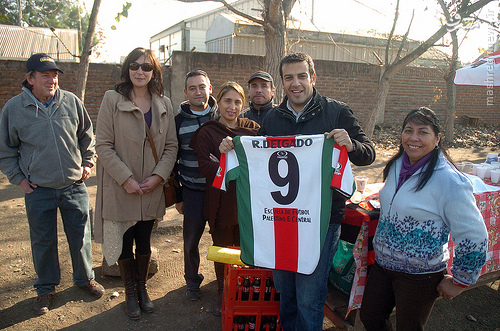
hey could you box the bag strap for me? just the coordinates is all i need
[145,125,159,165]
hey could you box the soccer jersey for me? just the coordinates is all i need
[213,134,355,274]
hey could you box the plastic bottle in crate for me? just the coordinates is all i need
[236,276,243,300]
[264,277,272,301]
[233,315,245,330]
[252,277,261,301]
[269,316,278,331]
[241,277,250,301]
[260,316,269,331]
[248,315,256,330]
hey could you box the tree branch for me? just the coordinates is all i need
[282,0,296,17]
[461,0,492,17]
[176,0,265,25]
[385,0,400,66]
[385,0,494,77]
[437,0,452,20]
[395,9,414,62]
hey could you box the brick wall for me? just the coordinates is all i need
[166,52,499,128]
[1,52,498,130]
[456,85,498,120]
[0,60,121,125]
[165,52,266,110]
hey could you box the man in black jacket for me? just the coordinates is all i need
[220,52,375,330]
[242,71,275,125]
[263,52,375,330]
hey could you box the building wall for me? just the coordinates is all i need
[190,29,208,52]
[0,24,78,62]
[150,0,263,61]
[207,36,234,54]
[1,53,498,132]
[152,29,184,64]
[234,36,262,56]
[204,17,443,67]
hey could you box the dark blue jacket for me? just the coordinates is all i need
[242,100,274,126]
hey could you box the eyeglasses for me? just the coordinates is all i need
[129,62,153,72]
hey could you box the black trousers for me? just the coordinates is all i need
[119,220,155,260]
[182,187,207,289]
[211,225,240,292]
[360,261,445,331]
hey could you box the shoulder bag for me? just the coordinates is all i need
[145,125,178,208]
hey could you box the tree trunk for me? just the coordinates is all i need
[264,0,291,102]
[445,74,456,144]
[75,0,101,102]
[445,31,459,144]
[264,24,285,102]
[365,70,392,140]
[17,0,22,26]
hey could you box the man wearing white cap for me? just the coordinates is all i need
[0,53,104,315]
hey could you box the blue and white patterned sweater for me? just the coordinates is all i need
[373,153,488,286]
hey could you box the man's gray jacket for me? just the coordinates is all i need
[0,88,95,189]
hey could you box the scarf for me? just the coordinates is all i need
[396,151,432,191]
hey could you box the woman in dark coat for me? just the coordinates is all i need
[190,81,259,315]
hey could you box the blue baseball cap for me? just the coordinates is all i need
[26,53,63,73]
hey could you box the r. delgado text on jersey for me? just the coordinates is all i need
[251,138,313,149]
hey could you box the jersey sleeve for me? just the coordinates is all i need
[212,148,239,191]
[330,143,355,198]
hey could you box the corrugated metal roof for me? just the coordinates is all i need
[0,24,78,62]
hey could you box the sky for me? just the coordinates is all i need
[84,0,499,64]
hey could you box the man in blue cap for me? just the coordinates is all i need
[0,53,104,315]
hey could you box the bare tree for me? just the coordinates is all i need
[75,0,101,102]
[365,0,494,139]
[437,0,497,143]
[437,0,459,144]
[176,0,297,99]
[444,31,459,144]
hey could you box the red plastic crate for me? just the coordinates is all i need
[222,264,282,331]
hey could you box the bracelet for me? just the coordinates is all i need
[452,279,469,288]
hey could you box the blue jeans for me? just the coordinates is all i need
[273,223,341,331]
[24,182,94,295]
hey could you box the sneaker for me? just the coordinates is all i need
[33,293,54,315]
[79,280,105,298]
[186,288,201,301]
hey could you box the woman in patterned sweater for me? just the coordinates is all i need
[360,107,488,330]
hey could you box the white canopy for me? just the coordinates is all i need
[454,50,500,86]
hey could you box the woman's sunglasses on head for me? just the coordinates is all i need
[129,62,153,72]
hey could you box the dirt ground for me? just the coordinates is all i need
[0,146,499,331]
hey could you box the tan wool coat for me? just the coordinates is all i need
[94,90,177,242]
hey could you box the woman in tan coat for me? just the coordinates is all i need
[95,47,177,319]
